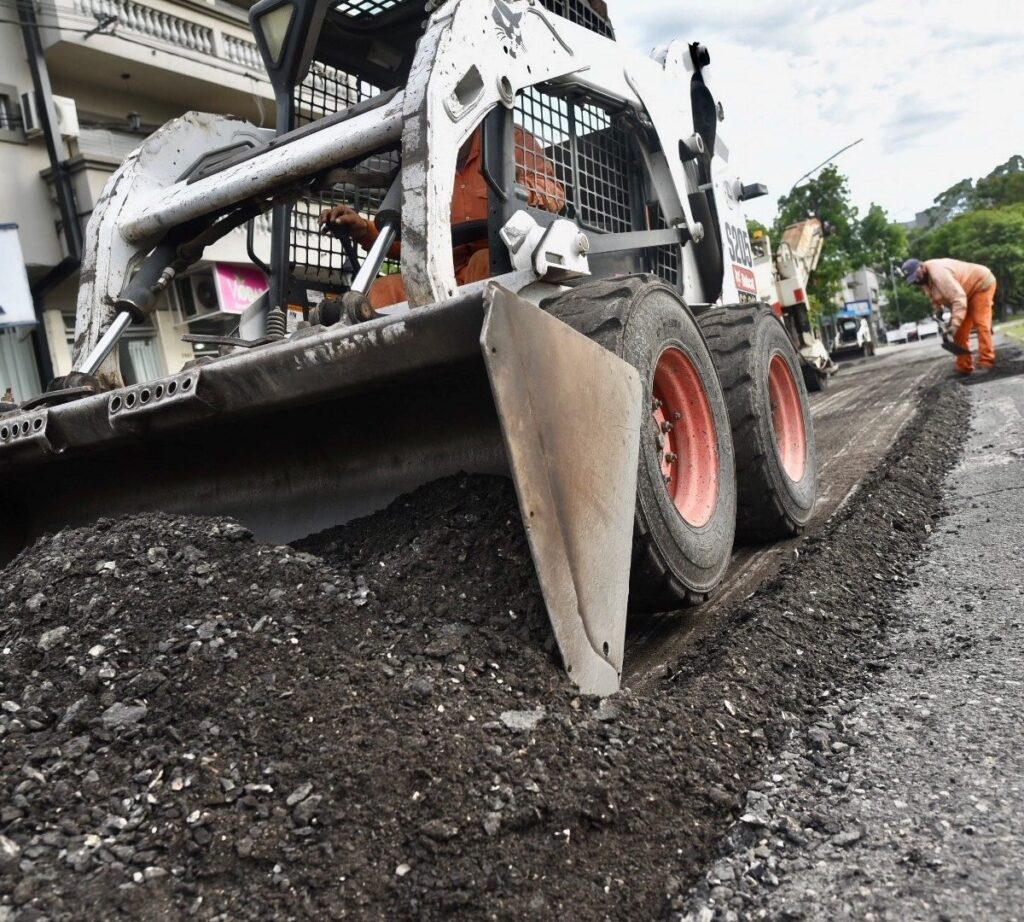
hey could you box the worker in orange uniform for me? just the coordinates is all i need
[320,127,565,309]
[902,257,997,375]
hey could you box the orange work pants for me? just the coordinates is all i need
[953,283,997,374]
[368,247,492,310]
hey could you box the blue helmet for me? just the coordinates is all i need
[901,258,923,283]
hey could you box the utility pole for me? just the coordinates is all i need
[887,258,902,326]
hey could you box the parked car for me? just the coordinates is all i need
[916,319,939,339]
[886,326,908,344]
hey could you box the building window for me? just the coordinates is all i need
[0,94,15,129]
[0,327,42,404]
[0,85,25,142]
[62,313,164,385]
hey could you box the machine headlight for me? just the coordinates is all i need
[255,1,295,65]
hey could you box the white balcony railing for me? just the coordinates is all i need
[66,0,265,79]
[74,0,214,55]
[222,33,263,71]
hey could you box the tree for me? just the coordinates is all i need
[854,203,907,270]
[880,277,932,326]
[918,177,975,229]
[920,204,1024,319]
[973,155,1024,208]
[772,166,858,318]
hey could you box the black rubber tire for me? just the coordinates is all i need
[802,364,826,393]
[544,275,737,610]
[698,303,817,541]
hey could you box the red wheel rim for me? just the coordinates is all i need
[767,354,807,482]
[652,347,719,528]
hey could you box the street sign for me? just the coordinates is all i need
[839,299,872,317]
[0,224,37,328]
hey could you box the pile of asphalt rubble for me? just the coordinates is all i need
[0,381,966,921]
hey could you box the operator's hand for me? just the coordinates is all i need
[319,204,374,247]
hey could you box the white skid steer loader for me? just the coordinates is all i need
[0,0,817,696]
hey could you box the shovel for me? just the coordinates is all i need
[940,333,970,357]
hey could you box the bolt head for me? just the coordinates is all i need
[576,233,591,254]
[661,420,674,433]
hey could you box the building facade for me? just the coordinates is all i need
[0,0,271,402]
[839,266,884,310]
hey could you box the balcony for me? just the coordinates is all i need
[39,0,273,123]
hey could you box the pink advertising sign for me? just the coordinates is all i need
[213,263,268,314]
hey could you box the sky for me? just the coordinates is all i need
[612,0,1024,226]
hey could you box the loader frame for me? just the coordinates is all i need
[71,0,760,368]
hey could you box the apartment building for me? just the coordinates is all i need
[839,266,884,310]
[0,0,272,402]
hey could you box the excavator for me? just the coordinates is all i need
[0,0,817,695]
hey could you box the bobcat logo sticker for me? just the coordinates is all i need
[493,0,526,57]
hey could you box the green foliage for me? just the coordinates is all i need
[974,156,1024,208]
[746,218,768,238]
[881,277,933,325]
[918,204,1024,315]
[916,155,1024,227]
[854,203,907,269]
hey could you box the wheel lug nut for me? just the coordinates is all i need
[665,452,678,463]
[672,410,682,421]
[661,421,674,433]
[652,398,663,410]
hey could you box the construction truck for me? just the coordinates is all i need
[750,219,837,391]
[829,300,879,358]
[0,0,817,696]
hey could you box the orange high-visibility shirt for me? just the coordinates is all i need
[921,258,996,328]
[450,127,566,274]
[363,127,566,278]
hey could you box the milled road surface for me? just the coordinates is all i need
[0,338,985,921]
[674,351,1024,922]
[628,341,947,684]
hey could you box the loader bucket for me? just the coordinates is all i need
[0,285,641,695]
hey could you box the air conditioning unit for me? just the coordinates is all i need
[188,273,222,317]
[20,93,79,140]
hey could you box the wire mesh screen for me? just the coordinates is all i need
[574,103,633,234]
[333,0,403,17]
[647,204,681,288]
[290,64,400,288]
[514,87,636,236]
[539,0,614,37]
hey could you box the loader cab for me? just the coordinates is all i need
[248,0,683,307]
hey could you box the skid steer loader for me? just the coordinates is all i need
[0,0,817,696]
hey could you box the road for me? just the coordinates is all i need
[671,345,1024,922]
[626,339,947,686]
